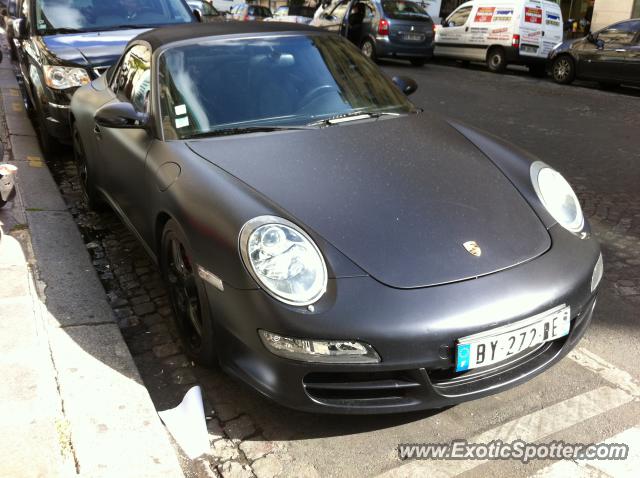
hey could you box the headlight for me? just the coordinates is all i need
[43,65,90,90]
[239,216,328,306]
[259,330,380,363]
[531,162,584,233]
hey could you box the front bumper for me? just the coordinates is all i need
[42,89,75,142]
[206,225,600,414]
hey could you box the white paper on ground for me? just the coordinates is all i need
[158,385,209,459]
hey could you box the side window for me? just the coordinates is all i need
[113,45,152,113]
[447,6,472,27]
[598,22,637,45]
[364,1,376,20]
[330,2,349,20]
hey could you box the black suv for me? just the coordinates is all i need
[12,0,196,153]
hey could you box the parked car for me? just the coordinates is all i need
[11,0,196,154]
[229,3,272,21]
[1,0,22,60]
[187,0,225,22]
[434,0,563,75]
[265,5,315,24]
[209,0,244,14]
[549,18,640,87]
[71,22,601,414]
[311,0,435,66]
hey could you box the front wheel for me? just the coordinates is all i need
[486,47,507,73]
[361,39,377,62]
[72,123,105,211]
[161,220,217,367]
[33,95,60,157]
[551,55,576,84]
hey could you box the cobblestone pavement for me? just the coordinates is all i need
[40,61,640,478]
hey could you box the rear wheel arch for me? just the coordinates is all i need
[486,46,507,73]
[155,211,173,257]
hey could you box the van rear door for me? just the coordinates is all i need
[518,0,544,58]
[541,1,563,56]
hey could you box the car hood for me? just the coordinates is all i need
[187,115,551,288]
[42,29,150,68]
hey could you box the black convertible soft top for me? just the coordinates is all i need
[134,21,323,50]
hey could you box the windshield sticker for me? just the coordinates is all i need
[175,116,189,129]
[175,104,187,116]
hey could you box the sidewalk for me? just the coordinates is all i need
[0,42,184,477]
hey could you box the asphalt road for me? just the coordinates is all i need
[47,60,640,478]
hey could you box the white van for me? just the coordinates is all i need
[434,0,563,74]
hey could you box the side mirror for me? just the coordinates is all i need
[13,18,27,40]
[94,102,149,129]
[193,9,203,22]
[1,9,8,17]
[596,39,605,50]
[392,76,418,96]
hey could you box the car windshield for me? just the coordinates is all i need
[35,0,193,34]
[382,1,431,21]
[158,34,416,140]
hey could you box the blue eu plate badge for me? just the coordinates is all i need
[456,343,471,372]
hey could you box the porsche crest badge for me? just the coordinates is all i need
[463,241,482,257]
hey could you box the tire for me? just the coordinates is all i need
[551,55,576,85]
[410,58,426,67]
[33,95,60,156]
[361,39,377,62]
[529,64,547,78]
[161,219,217,367]
[72,123,105,211]
[486,47,507,73]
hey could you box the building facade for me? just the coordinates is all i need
[590,0,640,30]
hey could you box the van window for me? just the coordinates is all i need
[382,1,431,22]
[446,6,472,27]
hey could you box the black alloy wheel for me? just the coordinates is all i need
[161,220,217,366]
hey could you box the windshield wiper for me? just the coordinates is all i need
[98,24,160,31]
[309,111,399,127]
[43,27,87,34]
[188,125,311,138]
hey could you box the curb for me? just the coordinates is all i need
[0,42,183,477]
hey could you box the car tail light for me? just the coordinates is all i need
[378,19,389,36]
[512,34,520,47]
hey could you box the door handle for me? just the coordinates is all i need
[615,49,627,52]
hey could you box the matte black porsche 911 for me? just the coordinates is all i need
[70,22,602,414]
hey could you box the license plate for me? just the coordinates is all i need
[403,33,425,42]
[455,305,570,372]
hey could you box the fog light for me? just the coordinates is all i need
[259,330,381,364]
[591,253,603,292]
